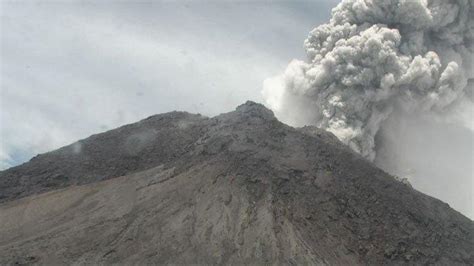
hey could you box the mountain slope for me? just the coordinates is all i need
[0,101,472,265]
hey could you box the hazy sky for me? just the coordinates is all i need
[0,0,338,169]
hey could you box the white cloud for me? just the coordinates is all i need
[0,1,335,168]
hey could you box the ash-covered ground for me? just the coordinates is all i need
[0,102,472,265]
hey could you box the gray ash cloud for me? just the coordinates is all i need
[263,0,473,161]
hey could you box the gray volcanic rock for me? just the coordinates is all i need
[0,101,473,265]
[0,111,209,203]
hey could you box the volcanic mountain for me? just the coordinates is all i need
[0,101,472,265]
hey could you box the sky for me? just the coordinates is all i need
[0,0,338,169]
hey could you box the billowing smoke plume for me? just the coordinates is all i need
[263,0,473,161]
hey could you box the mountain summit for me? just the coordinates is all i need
[0,101,472,265]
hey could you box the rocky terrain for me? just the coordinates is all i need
[0,101,473,265]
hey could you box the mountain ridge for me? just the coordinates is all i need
[0,101,472,265]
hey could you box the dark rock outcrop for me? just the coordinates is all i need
[0,101,472,265]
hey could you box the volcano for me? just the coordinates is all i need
[0,101,472,265]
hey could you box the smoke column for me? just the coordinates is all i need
[263,0,473,217]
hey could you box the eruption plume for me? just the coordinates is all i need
[263,0,473,161]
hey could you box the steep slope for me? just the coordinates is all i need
[0,101,473,265]
[0,111,209,202]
